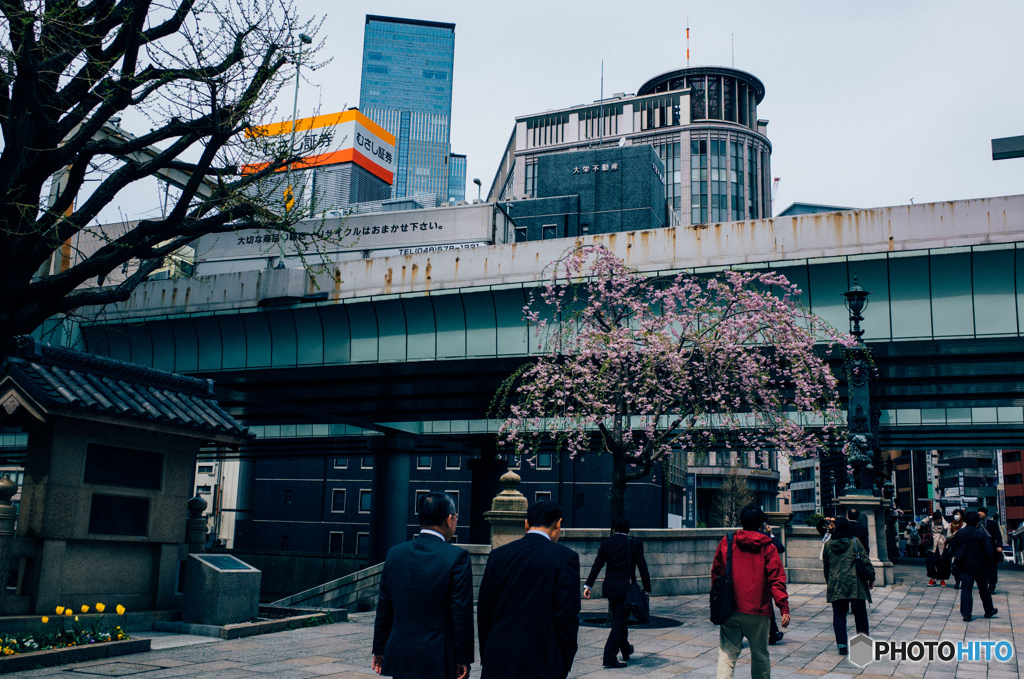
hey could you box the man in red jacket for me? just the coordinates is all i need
[711,504,790,679]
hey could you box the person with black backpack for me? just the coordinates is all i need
[946,511,997,622]
[822,517,875,656]
[710,504,789,679]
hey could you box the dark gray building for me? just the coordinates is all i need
[503,145,666,242]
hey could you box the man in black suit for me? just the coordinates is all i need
[583,514,651,668]
[977,507,1002,593]
[477,500,580,679]
[372,493,473,679]
[846,508,871,556]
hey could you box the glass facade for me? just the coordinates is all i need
[448,153,466,202]
[360,16,456,201]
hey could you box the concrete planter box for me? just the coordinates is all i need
[0,638,150,674]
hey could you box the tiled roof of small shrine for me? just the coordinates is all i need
[1,336,252,443]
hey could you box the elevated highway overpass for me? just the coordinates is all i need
[69,194,1024,555]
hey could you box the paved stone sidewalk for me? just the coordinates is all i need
[14,564,1023,678]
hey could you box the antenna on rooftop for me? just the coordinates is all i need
[686,18,690,66]
[599,59,604,147]
[732,33,734,67]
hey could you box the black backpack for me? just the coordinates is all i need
[709,533,734,625]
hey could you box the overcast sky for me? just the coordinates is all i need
[290,0,1024,213]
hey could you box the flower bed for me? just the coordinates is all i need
[0,638,150,674]
[0,603,129,658]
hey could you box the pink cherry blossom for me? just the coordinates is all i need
[494,245,855,521]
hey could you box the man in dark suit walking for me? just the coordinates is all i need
[372,493,473,679]
[583,514,651,668]
[477,500,580,679]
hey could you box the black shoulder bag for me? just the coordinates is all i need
[852,539,874,604]
[709,533,734,625]
[624,536,650,624]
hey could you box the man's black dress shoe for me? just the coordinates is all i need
[621,645,634,661]
[603,660,627,668]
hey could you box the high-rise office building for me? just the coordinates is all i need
[359,15,465,204]
[490,66,772,227]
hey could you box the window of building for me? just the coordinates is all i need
[525,162,537,198]
[1006,452,1021,462]
[707,76,721,120]
[747,144,758,219]
[514,226,527,243]
[537,453,553,469]
[690,138,707,225]
[284,488,293,505]
[334,458,348,469]
[729,141,744,221]
[710,139,727,223]
[281,535,290,550]
[542,224,557,240]
[329,532,344,554]
[362,457,374,469]
[417,456,432,469]
[723,77,736,122]
[507,454,521,470]
[415,489,430,516]
[536,491,552,502]
[446,490,460,515]
[197,465,214,475]
[446,456,460,470]
[331,489,346,512]
[357,533,370,555]
[195,485,211,495]
[688,76,706,120]
[576,493,585,511]
[359,490,372,513]
[1006,474,1023,485]
[581,224,590,235]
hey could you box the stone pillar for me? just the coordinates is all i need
[484,470,528,549]
[468,448,508,545]
[186,495,208,554]
[835,494,895,586]
[764,511,793,565]
[368,436,414,566]
[0,476,17,613]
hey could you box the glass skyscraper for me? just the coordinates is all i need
[360,15,464,203]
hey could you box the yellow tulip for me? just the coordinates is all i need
[55,606,63,615]
[64,609,72,617]
[116,604,125,616]
[81,605,89,613]
[95,603,105,613]
[40,617,48,624]
[74,616,79,621]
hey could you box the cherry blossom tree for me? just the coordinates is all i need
[495,245,855,522]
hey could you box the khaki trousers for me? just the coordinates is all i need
[717,611,771,679]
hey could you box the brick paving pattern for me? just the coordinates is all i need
[15,563,1024,678]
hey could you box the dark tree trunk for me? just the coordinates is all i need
[610,449,627,523]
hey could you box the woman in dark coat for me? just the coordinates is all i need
[822,517,875,655]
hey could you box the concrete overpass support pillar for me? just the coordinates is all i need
[368,436,414,566]
[468,445,508,545]
[836,494,895,586]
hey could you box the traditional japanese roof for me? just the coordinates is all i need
[0,336,252,444]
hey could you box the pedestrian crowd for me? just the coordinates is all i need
[370,493,1006,679]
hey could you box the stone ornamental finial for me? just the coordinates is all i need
[0,476,17,506]
[499,469,522,494]
[187,494,208,518]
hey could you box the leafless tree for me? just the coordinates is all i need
[713,464,756,528]
[0,0,328,352]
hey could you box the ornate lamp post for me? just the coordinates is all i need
[842,275,877,493]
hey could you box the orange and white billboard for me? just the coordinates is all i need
[243,110,396,184]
